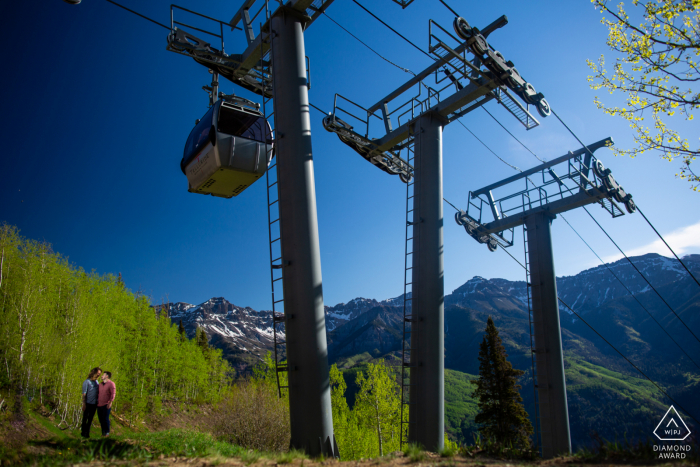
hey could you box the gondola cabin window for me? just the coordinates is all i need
[218,104,271,144]
[183,105,215,166]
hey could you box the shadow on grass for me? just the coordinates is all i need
[15,437,152,466]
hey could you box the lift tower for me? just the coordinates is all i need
[165,0,337,457]
[324,14,552,452]
[455,137,636,457]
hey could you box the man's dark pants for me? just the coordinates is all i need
[81,403,98,438]
[97,406,111,436]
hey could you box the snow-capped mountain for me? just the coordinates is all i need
[156,253,700,371]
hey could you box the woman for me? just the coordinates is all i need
[97,371,116,437]
[80,367,101,438]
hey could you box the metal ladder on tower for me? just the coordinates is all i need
[523,223,542,455]
[260,19,288,398]
[399,138,416,448]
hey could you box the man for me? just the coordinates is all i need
[97,371,116,437]
[81,367,101,438]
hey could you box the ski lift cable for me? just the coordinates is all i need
[437,0,460,18]
[552,106,699,289]
[583,206,700,347]
[549,106,700,346]
[456,120,526,174]
[322,12,416,76]
[445,116,700,369]
[481,107,546,163]
[351,0,436,61]
[555,296,700,429]
[105,0,170,30]
[636,206,700,289]
[497,243,700,428]
[309,102,329,116]
[559,214,700,371]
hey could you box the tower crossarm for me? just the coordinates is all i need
[167,0,334,97]
[455,137,637,252]
[474,187,610,236]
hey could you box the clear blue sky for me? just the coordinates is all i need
[1,0,698,310]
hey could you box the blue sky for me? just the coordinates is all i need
[1,0,698,311]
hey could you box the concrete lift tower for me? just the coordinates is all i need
[324,13,552,452]
[455,137,636,457]
[164,0,338,457]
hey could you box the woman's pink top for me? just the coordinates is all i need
[98,380,116,407]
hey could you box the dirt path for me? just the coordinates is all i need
[70,451,685,467]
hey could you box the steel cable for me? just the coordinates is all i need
[584,206,700,347]
[323,12,416,76]
[498,242,700,428]
[636,206,700,290]
[351,0,435,61]
[559,214,700,371]
[105,0,170,30]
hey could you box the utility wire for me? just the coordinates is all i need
[351,0,435,61]
[105,0,170,30]
[583,206,700,346]
[559,214,700,371]
[637,206,700,289]
[556,296,700,428]
[323,13,415,76]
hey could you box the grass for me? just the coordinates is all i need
[458,433,537,461]
[403,443,427,462]
[277,448,308,464]
[125,428,248,458]
[2,428,249,466]
[572,434,700,463]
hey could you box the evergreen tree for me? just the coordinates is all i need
[470,316,533,448]
[178,319,186,342]
[196,326,210,352]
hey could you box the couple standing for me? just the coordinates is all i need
[80,367,117,438]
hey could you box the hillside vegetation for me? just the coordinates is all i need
[0,224,231,431]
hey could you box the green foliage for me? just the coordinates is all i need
[0,224,232,429]
[588,0,700,189]
[470,317,533,449]
[330,360,402,460]
[402,443,426,462]
[444,369,478,443]
[439,434,458,457]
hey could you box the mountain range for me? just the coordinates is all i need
[156,253,700,447]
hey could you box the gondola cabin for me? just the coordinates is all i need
[181,99,273,198]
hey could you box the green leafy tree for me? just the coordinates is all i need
[354,361,402,457]
[588,0,700,189]
[470,316,533,448]
[0,223,231,429]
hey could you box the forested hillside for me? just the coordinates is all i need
[0,225,231,429]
